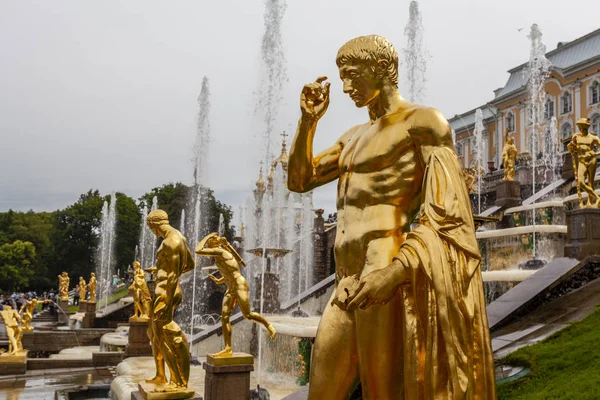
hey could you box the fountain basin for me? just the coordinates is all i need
[267,315,320,338]
[505,200,564,214]
[99,326,128,352]
[476,225,566,239]
[481,270,535,282]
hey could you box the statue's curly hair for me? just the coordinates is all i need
[336,35,399,87]
[147,209,169,226]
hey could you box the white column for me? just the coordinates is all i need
[574,82,582,120]
[519,106,526,152]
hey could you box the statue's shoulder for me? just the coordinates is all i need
[405,106,453,148]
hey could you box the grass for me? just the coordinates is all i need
[66,287,130,312]
[497,307,600,400]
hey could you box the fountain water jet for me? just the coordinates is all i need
[473,108,485,215]
[97,192,117,310]
[403,0,428,104]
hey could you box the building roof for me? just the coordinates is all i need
[494,28,600,100]
[449,104,497,133]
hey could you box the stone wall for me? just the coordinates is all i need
[27,329,114,353]
[94,302,134,328]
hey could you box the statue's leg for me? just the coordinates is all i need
[589,158,599,204]
[235,286,274,337]
[355,237,406,399]
[146,319,167,384]
[162,321,190,388]
[213,291,235,357]
[307,291,359,400]
[7,328,17,354]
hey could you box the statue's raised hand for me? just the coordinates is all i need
[300,76,330,120]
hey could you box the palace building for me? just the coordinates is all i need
[450,28,600,169]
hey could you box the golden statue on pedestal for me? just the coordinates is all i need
[502,128,518,181]
[19,298,49,332]
[88,272,97,303]
[196,233,276,358]
[287,35,496,399]
[129,261,151,321]
[58,271,70,301]
[144,209,195,396]
[0,306,25,355]
[568,117,600,207]
[78,276,87,301]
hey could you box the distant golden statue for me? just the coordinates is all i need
[57,272,70,301]
[503,128,518,181]
[0,306,25,355]
[78,277,87,301]
[569,117,600,207]
[88,273,97,303]
[463,167,478,193]
[19,298,48,332]
[129,261,151,321]
[145,209,195,395]
[196,233,276,358]
[287,35,495,399]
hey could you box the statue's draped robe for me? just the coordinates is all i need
[393,147,496,400]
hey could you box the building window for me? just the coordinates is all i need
[505,112,515,132]
[544,97,555,120]
[561,91,572,114]
[591,81,600,105]
[456,142,463,156]
[561,123,572,151]
[592,114,600,135]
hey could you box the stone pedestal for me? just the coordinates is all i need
[0,350,28,375]
[203,353,254,400]
[21,331,34,349]
[83,301,96,328]
[253,272,280,313]
[57,298,70,325]
[564,208,600,260]
[495,180,522,207]
[562,152,574,179]
[131,382,199,400]
[125,318,153,357]
[78,300,88,313]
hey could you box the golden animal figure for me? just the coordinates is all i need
[196,232,276,358]
[88,272,97,303]
[502,128,518,181]
[287,35,496,399]
[129,261,151,321]
[145,209,195,393]
[78,276,87,301]
[0,306,25,355]
[58,271,70,301]
[568,117,600,207]
[19,298,48,332]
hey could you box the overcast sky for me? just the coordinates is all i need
[1,0,599,216]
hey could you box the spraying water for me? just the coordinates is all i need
[179,209,186,236]
[526,24,551,259]
[473,108,485,215]
[218,213,225,236]
[403,1,428,103]
[544,116,562,198]
[150,196,158,267]
[97,192,117,309]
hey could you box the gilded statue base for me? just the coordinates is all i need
[496,179,522,207]
[565,208,600,260]
[0,350,28,375]
[134,382,198,400]
[203,353,254,400]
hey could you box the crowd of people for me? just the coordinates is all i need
[0,290,60,316]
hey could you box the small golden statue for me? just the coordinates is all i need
[57,271,70,301]
[0,306,25,355]
[19,298,48,332]
[145,209,195,395]
[196,233,276,358]
[287,35,495,399]
[129,261,151,321]
[77,276,87,301]
[502,128,518,181]
[88,272,97,303]
[568,117,600,207]
[462,167,478,193]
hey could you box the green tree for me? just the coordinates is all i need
[0,240,36,292]
[139,182,187,229]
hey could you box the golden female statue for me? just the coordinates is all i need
[0,306,25,355]
[288,35,495,399]
[78,277,87,301]
[88,273,97,303]
[196,233,276,358]
[502,128,518,181]
[58,272,70,301]
[129,261,151,320]
[145,209,195,394]
[568,117,600,207]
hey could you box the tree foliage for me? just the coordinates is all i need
[0,240,36,292]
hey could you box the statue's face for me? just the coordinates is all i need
[577,123,589,133]
[508,137,514,145]
[207,237,220,248]
[339,61,381,108]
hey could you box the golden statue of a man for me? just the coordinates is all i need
[0,306,25,355]
[88,273,97,303]
[196,232,276,358]
[502,128,518,181]
[145,209,195,393]
[568,117,600,207]
[78,276,87,301]
[129,261,151,320]
[288,35,495,399]
[19,298,48,332]
[58,272,70,301]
